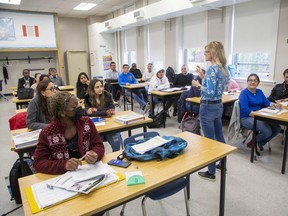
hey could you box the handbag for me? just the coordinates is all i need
[147,110,166,128]
[180,112,200,135]
[17,88,34,99]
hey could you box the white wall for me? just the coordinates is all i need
[58,17,90,83]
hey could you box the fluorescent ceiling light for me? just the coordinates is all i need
[0,0,21,5]
[73,2,97,11]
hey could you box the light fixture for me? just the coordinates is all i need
[0,0,21,5]
[73,2,97,11]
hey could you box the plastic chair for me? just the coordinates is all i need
[0,80,9,101]
[120,131,190,216]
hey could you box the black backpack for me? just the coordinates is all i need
[9,158,33,204]
[166,66,176,83]
[147,110,166,128]
[180,112,200,135]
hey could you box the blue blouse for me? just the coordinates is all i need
[201,64,229,101]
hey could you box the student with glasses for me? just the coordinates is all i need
[84,79,122,152]
[26,80,57,130]
[268,68,288,103]
[192,41,230,181]
[239,73,281,153]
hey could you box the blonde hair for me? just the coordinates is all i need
[205,41,229,76]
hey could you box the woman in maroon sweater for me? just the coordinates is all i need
[33,91,105,174]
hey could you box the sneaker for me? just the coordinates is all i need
[216,164,227,172]
[198,171,216,182]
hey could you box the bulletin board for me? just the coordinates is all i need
[0,11,57,49]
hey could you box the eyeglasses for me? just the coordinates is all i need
[45,86,56,91]
[248,79,258,83]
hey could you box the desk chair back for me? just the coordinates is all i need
[9,112,27,130]
[120,131,190,216]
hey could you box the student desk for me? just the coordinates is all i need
[250,109,288,174]
[186,94,239,119]
[12,96,32,109]
[122,83,148,111]
[58,85,75,91]
[149,89,187,127]
[10,111,152,176]
[19,131,236,216]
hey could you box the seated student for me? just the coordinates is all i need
[33,91,105,174]
[17,69,34,90]
[169,65,194,116]
[129,63,142,79]
[239,73,281,152]
[76,72,90,99]
[177,68,205,122]
[39,74,50,82]
[148,68,173,116]
[268,68,288,103]
[49,67,65,86]
[118,64,148,111]
[142,63,155,82]
[30,73,41,93]
[26,80,57,130]
[84,79,122,152]
[105,62,122,101]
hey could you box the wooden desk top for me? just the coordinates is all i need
[19,131,236,216]
[122,83,148,89]
[16,108,27,114]
[8,86,17,91]
[251,109,288,122]
[10,111,152,151]
[186,94,239,104]
[12,97,32,103]
[150,89,187,96]
[58,85,75,91]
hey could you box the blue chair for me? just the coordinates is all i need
[120,132,190,216]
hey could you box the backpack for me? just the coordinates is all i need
[9,158,34,204]
[120,136,187,161]
[180,112,200,135]
[147,110,166,128]
[166,66,176,83]
[17,88,34,99]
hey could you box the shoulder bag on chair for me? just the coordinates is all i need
[17,88,34,99]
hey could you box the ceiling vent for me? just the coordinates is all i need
[134,10,144,19]
[105,21,112,29]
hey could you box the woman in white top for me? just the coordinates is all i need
[31,73,41,93]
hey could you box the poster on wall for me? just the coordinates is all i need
[103,55,112,70]
[0,11,56,48]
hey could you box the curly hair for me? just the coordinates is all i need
[48,91,73,121]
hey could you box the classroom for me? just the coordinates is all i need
[0,0,288,215]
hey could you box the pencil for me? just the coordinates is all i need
[79,152,89,161]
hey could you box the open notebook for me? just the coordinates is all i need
[25,162,124,213]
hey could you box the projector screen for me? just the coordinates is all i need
[0,11,57,49]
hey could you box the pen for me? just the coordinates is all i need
[80,152,89,161]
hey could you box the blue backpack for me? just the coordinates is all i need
[119,136,188,161]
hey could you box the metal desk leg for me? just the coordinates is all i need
[143,126,147,133]
[163,97,166,128]
[219,157,227,216]
[151,95,155,116]
[130,89,133,111]
[250,117,257,162]
[185,175,190,200]
[282,127,288,174]
[123,88,126,111]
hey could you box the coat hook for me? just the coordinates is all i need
[6,56,9,65]
[28,56,30,64]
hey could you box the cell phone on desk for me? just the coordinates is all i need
[108,159,131,168]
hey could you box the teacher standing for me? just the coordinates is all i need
[192,41,230,181]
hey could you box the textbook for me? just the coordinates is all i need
[27,162,124,212]
[12,129,41,149]
[91,117,106,126]
[114,113,145,125]
[131,135,169,154]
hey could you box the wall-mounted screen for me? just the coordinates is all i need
[0,11,57,48]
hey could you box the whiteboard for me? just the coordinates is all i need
[0,11,57,48]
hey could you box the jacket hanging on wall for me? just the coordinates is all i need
[3,66,9,84]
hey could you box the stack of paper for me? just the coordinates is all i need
[114,113,145,125]
[12,129,41,149]
[161,87,187,92]
[260,107,281,114]
[280,101,288,106]
[131,136,169,154]
[30,162,120,209]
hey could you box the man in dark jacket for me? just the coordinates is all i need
[129,63,142,79]
[17,69,34,90]
[268,68,288,103]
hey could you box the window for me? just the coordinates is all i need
[124,51,136,66]
[185,48,205,72]
[233,53,270,80]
